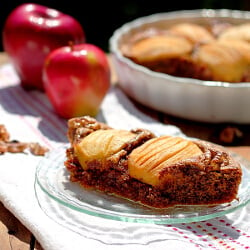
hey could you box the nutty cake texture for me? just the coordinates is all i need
[64,116,242,208]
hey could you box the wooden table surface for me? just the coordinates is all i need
[0,52,249,250]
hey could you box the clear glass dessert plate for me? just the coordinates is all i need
[35,145,250,224]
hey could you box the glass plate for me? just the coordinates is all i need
[35,145,250,224]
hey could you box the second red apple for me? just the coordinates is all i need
[43,43,111,119]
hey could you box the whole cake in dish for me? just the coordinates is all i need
[122,21,250,82]
[64,116,242,208]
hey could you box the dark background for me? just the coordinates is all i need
[0,1,250,52]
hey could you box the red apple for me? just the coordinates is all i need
[43,43,111,118]
[2,3,85,91]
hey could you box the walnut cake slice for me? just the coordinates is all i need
[64,116,242,208]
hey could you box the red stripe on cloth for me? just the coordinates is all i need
[7,86,67,143]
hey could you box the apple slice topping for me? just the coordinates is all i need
[128,136,203,187]
[74,129,136,170]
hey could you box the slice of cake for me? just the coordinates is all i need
[64,116,242,208]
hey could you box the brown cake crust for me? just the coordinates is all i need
[64,116,242,208]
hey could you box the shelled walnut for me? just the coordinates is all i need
[0,124,49,156]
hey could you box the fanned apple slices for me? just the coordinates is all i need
[128,136,202,187]
[74,129,137,170]
[65,116,242,208]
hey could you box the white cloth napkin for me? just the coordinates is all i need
[0,64,250,250]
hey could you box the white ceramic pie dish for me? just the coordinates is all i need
[109,9,250,124]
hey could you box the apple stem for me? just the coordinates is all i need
[69,41,74,51]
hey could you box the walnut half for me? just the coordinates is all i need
[0,124,49,156]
